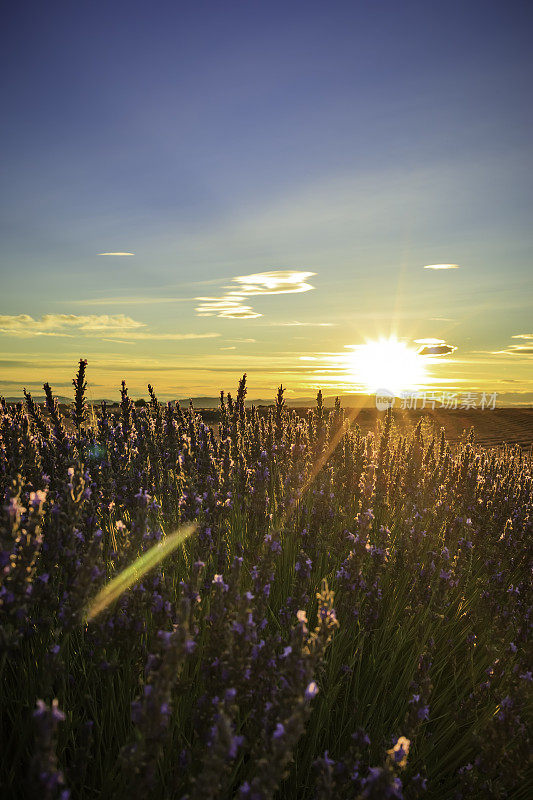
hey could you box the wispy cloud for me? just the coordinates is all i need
[74,296,189,306]
[0,379,75,388]
[195,270,316,319]
[196,298,261,319]
[275,321,335,327]
[0,314,144,337]
[491,335,533,356]
[117,332,220,341]
[423,264,460,270]
[0,314,219,342]
[493,346,533,356]
[98,252,135,256]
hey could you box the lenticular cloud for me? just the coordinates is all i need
[195,270,316,319]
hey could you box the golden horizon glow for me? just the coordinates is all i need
[346,337,428,395]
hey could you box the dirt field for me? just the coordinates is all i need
[340,407,533,450]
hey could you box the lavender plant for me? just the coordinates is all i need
[0,363,531,799]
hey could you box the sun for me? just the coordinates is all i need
[347,337,427,395]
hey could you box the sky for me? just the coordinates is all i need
[1,0,532,404]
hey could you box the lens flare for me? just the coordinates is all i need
[85,523,196,621]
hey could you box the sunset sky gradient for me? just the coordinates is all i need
[1,0,532,403]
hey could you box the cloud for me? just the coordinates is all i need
[492,335,533,356]
[275,321,335,328]
[0,314,144,337]
[0,380,74,388]
[417,343,457,356]
[414,337,456,355]
[230,271,315,296]
[0,314,220,342]
[98,252,135,256]
[75,296,188,306]
[195,297,261,319]
[195,270,316,319]
[0,359,43,368]
[494,345,533,355]
[423,264,460,270]
[117,332,220,341]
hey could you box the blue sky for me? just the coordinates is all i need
[1,0,532,401]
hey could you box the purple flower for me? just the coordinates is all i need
[305,681,319,700]
[273,723,285,739]
[36,698,66,723]
[387,736,410,768]
[228,734,244,759]
[134,489,152,506]
[411,773,427,791]
[212,574,229,591]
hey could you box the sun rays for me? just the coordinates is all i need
[345,337,429,395]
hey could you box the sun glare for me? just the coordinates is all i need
[347,337,427,395]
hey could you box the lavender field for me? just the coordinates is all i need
[1,361,531,799]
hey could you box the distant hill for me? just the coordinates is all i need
[3,395,73,405]
[148,394,378,409]
[177,397,279,409]
[176,392,532,409]
[3,392,531,409]
[172,395,374,409]
[3,395,116,406]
